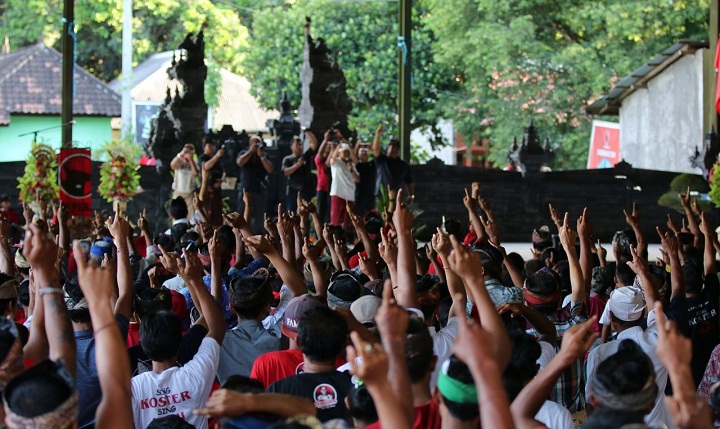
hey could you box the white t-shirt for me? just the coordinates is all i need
[330,161,357,201]
[535,400,574,429]
[429,317,459,391]
[536,340,556,372]
[131,337,220,429]
[173,162,196,194]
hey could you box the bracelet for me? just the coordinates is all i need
[93,321,117,337]
[39,287,64,296]
[116,246,129,253]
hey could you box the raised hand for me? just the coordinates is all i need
[657,227,679,258]
[198,221,213,242]
[208,229,225,262]
[24,223,59,272]
[347,331,389,387]
[596,239,607,262]
[424,243,437,262]
[430,227,451,257]
[375,279,409,343]
[72,240,115,305]
[378,228,398,265]
[463,188,477,212]
[626,246,649,276]
[276,204,293,241]
[699,211,712,237]
[106,213,131,242]
[301,237,320,261]
[667,214,680,235]
[223,212,248,230]
[243,235,276,255]
[577,207,591,239]
[548,203,562,227]
[558,213,577,251]
[447,234,482,279]
[471,182,481,200]
[623,202,639,229]
[556,317,598,364]
[679,186,691,208]
[482,216,499,243]
[452,297,495,365]
[392,189,413,233]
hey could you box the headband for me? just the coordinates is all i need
[523,288,561,305]
[437,371,479,404]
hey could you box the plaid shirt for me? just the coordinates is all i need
[527,300,588,413]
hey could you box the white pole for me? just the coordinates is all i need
[120,0,133,140]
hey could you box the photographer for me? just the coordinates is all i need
[170,144,199,219]
[236,135,273,233]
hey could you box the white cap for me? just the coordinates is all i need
[608,286,646,321]
[338,143,351,152]
[350,295,382,325]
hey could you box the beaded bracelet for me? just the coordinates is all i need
[39,287,64,296]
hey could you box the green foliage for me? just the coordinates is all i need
[410,141,432,165]
[0,0,248,86]
[709,168,720,209]
[424,0,709,169]
[660,173,712,213]
[242,0,459,144]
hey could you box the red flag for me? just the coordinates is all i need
[715,36,720,114]
[58,148,92,217]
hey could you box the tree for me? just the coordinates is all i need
[0,0,248,99]
[241,0,459,144]
[424,0,709,168]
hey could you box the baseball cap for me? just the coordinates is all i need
[327,271,364,309]
[350,295,382,326]
[281,294,324,339]
[338,143,351,152]
[608,286,646,321]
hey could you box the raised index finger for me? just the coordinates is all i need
[72,240,88,272]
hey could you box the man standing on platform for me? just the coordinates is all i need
[237,136,274,233]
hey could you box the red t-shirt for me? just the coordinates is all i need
[366,400,442,429]
[315,154,330,191]
[126,322,141,348]
[250,349,345,388]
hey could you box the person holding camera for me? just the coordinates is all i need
[170,144,199,219]
[236,135,274,233]
[329,141,359,228]
[281,132,317,212]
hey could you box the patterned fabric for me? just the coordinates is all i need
[485,278,524,307]
[527,300,588,412]
[4,391,77,429]
[697,343,720,428]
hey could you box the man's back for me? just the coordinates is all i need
[216,320,282,382]
[266,370,352,423]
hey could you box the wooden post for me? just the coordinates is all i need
[61,0,74,148]
[398,0,411,162]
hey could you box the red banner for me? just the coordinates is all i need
[587,120,620,169]
[58,148,92,217]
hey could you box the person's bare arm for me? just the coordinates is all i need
[658,227,684,300]
[224,212,264,260]
[492,240,525,288]
[548,203,564,233]
[283,157,305,176]
[432,228,466,313]
[195,391,316,419]
[244,235,306,297]
[378,227,399,286]
[577,207,593,294]
[393,190,420,309]
[259,150,273,173]
[511,318,597,429]
[559,213,586,304]
[624,202,647,258]
[374,280,414,426]
[498,303,557,346]
[463,189,486,243]
[425,243,445,284]
[302,238,328,297]
[372,124,383,158]
[208,229,226,304]
[448,234,511,368]
[306,129,319,152]
[322,224,342,271]
[453,306,515,429]
[107,214,133,320]
[679,187,702,248]
[699,212,718,276]
[23,271,49,363]
[276,206,297,269]
[347,330,411,429]
[72,241,133,429]
[655,302,714,429]
[24,224,75,376]
[236,147,256,167]
[203,148,223,170]
[182,248,225,344]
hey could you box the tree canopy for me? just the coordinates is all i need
[241,0,459,144]
[424,0,709,168]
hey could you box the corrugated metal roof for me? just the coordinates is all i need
[0,43,121,125]
[119,56,278,132]
[585,40,708,115]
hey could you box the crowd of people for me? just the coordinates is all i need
[0,132,719,429]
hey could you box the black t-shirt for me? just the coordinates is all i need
[127,324,208,375]
[687,274,720,386]
[375,154,412,194]
[356,160,376,197]
[198,153,224,184]
[237,150,268,193]
[266,370,352,423]
[282,150,314,193]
